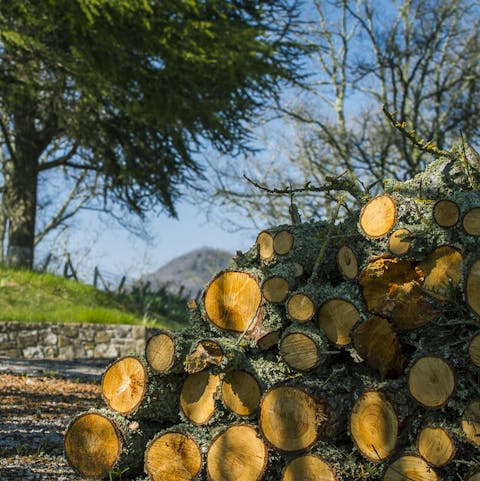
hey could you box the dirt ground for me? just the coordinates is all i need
[0,370,102,480]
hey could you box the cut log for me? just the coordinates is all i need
[184,339,224,374]
[261,263,301,304]
[259,385,325,452]
[463,207,480,235]
[317,298,361,346]
[468,333,480,367]
[281,454,337,481]
[221,370,262,416]
[203,270,262,334]
[359,257,437,331]
[145,329,192,374]
[336,245,359,280]
[64,410,151,480]
[101,355,181,421]
[257,330,281,351]
[359,195,396,239]
[274,230,294,255]
[286,292,316,322]
[180,371,221,425]
[461,400,480,447]
[206,424,268,481]
[433,199,460,227]
[257,231,275,261]
[407,356,456,409]
[383,455,439,481]
[144,430,202,481]
[420,245,463,300]
[417,426,455,467]
[352,316,406,379]
[279,324,329,372]
[467,473,480,481]
[388,228,411,256]
[466,258,480,317]
[145,331,178,374]
[349,390,398,462]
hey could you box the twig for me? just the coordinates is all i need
[382,105,455,160]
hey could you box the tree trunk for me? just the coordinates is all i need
[4,154,38,269]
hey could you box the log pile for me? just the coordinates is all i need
[65,143,480,480]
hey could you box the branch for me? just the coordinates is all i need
[243,170,368,202]
[0,114,16,161]
[382,105,455,160]
[37,144,78,171]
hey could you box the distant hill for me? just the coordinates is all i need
[141,247,234,298]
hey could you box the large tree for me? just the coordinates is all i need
[0,0,305,268]
[208,0,480,228]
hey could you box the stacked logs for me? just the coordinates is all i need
[65,144,480,480]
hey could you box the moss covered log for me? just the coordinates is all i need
[65,142,480,480]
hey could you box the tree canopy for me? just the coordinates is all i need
[208,0,480,228]
[0,0,305,267]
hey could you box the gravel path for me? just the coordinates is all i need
[0,357,111,481]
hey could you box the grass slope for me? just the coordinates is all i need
[0,267,168,326]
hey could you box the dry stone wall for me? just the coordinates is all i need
[0,321,152,359]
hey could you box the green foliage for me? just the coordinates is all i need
[120,284,190,328]
[0,0,306,268]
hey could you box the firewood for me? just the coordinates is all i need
[184,339,224,374]
[144,430,202,481]
[383,455,439,481]
[203,270,262,334]
[145,329,192,374]
[468,332,480,367]
[206,424,268,481]
[388,228,412,256]
[461,400,480,447]
[64,409,154,480]
[419,245,463,300]
[349,390,398,462]
[467,473,480,481]
[466,257,480,317]
[257,330,281,351]
[407,356,456,409]
[286,292,316,323]
[180,370,221,425]
[432,199,460,227]
[279,323,329,372]
[257,230,275,261]
[359,194,396,239]
[261,263,301,303]
[281,454,337,481]
[317,298,361,346]
[101,355,181,421]
[336,245,359,280]
[359,257,437,330]
[221,370,262,416]
[352,316,406,379]
[417,426,455,467]
[274,229,295,255]
[259,384,326,452]
[463,207,480,235]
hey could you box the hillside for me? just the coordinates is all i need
[141,247,233,298]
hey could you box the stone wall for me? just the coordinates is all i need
[0,321,151,359]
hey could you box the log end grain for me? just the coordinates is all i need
[64,412,121,480]
[359,195,396,239]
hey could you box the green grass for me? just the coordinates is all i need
[0,267,171,327]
